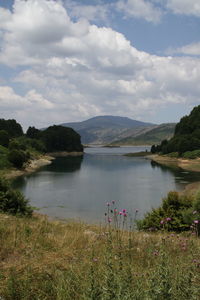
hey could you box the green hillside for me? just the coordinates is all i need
[110,123,175,145]
[152,105,200,156]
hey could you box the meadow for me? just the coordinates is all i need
[0,208,200,300]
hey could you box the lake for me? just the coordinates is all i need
[12,146,200,223]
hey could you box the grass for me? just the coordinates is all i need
[1,211,200,299]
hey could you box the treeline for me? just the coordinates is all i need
[151,105,200,158]
[0,119,83,169]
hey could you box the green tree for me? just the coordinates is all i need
[0,130,9,147]
[8,150,27,169]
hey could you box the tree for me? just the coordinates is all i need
[8,149,27,169]
[0,130,9,147]
[41,125,83,152]
[26,126,40,139]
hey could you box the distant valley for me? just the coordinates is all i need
[61,116,176,145]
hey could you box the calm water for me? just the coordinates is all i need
[12,146,200,223]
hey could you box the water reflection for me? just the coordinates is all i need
[11,148,200,223]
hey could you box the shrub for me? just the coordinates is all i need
[137,191,194,232]
[182,150,200,159]
[0,177,32,216]
[8,149,27,169]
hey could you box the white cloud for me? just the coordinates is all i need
[166,0,200,17]
[168,42,200,56]
[0,0,200,128]
[116,0,162,23]
[64,0,110,23]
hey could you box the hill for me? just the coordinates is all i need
[61,116,155,144]
[110,123,176,146]
[152,105,200,155]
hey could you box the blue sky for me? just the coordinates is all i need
[0,0,200,129]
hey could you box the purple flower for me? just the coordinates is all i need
[160,220,164,225]
[166,217,171,222]
[122,209,126,213]
[194,220,199,224]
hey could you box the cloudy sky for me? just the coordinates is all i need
[0,0,200,130]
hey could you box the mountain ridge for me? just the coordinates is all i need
[60,115,175,145]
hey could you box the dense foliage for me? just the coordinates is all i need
[0,177,32,216]
[41,125,83,152]
[151,105,200,156]
[0,119,23,138]
[137,191,200,234]
[0,118,83,170]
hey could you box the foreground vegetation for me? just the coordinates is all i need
[0,209,200,300]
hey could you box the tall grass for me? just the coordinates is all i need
[0,210,200,299]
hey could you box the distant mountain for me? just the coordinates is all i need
[110,123,176,146]
[61,116,155,144]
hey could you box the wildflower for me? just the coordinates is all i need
[194,220,199,224]
[123,213,127,217]
[119,211,123,215]
[108,218,112,223]
[122,209,126,213]
[160,220,164,225]
[93,258,98,262]
[166,217,171,222]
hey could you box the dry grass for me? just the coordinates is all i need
[0,213,200,299]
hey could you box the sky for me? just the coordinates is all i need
[0,0,200,130]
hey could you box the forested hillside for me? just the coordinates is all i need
[151,105,200,157]
[0,119,83,170]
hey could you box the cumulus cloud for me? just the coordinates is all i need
[116,0,162,23]
[168,42,200,56]
[0,0,200,128]
[166,0,200,17]
[64,0,110,23]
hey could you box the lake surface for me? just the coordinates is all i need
[12,146,200,223]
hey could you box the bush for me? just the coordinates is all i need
[0,177,32,216]
[8,149,27,169]
[182,150,200,159]
[137,191,194,232]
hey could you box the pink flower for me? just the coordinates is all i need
[114,209,118,213]
[93,258,98,262]
[123,213,127,217]
[166,217,171,222]
[194,220,199,224]
[122,209,126,213]
[119,211,123,215]
[160,220,164,225]
[108,218,112,223]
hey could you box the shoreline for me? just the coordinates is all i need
[3,151,84,180]
[148,154,200,195]
[4,155,54,179]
